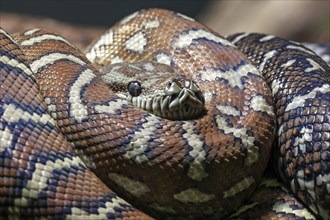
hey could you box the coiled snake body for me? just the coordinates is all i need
[0,9,329,219]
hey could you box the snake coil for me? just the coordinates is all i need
[0,8,329,219]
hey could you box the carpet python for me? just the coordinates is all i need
[0,8,329,219]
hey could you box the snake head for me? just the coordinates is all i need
[129,76,205,120]
[100,61,205,120]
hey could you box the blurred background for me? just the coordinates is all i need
[1,0,329,50]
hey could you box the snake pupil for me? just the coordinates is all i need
[167,82,172,89]
[128,81,142,97]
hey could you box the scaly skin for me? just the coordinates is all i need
[0,8,328,220]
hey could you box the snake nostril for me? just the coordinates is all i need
[184,80,191,88]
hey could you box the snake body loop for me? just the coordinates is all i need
[0,8,329,220]
[227,33,330,219]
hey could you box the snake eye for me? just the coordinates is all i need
[128,81,142,97]
[167,82,172,89]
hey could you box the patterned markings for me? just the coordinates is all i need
[182,121,208,181]
[20,34,76,48]
[287,45,315,56]
[30,52,86,73]
[199,63,261,89]
[1,103,55,126]
[86,31,114,62]
[173,188,215,203]
[250,95,274,117]
[101,65,136,85]
[108,173,151,197]
[174,29,232,50]
[156,53,172,66]
[149,203,177,214]
[111,57,124,64]
[293,126,313,156]
[216,117,257,166]
[0,30,139,218]
[123,115,159,164]
[305,58,325,72]
[285,84,330,111]
[92,31,114,48]
[142,20,160,29]
[216,105,241,117]
[45,97,57,119]
[144,62,155,71]
[0,29,15,42]
[203,91,214,104]
[316,174,330,190]
[100,64,167,96]
[75,148,96,170]
[270,78,283,96]
[94,99,128,115]
[85,52,96,63]
[13,155,86,210]
[259,50,277,72]
[223,176,255,198]
[259,35,275,42]
[280,59,296,68]
[229,33,250,45]
[296,169,316,200]
[67,197,130,219]
[69,69,96,123]
[0,54,33,75]
[6,16,327,219]
[0,127,13,153]
[272,199,315,219]
[24,29,41,35]
[125,32,147,53]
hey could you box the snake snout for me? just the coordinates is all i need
[164,78,205,120]
[169,88,203,109]
[130,77,205,120]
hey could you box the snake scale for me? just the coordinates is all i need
[0,8,329,219]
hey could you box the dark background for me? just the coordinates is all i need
[1,0,329,49]
[0,0,210,27]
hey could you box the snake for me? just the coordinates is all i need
[0,8,329,219]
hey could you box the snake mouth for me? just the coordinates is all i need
[130,78,205,120]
